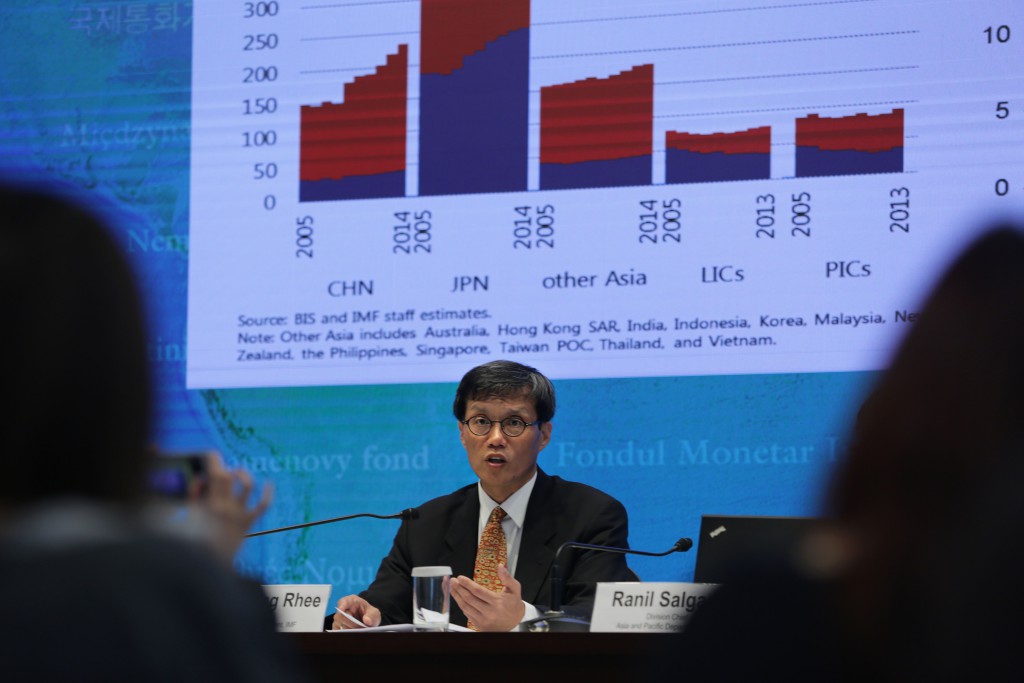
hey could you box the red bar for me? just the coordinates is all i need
[541,64,654,166]
[666,126,771,155]
[300,45,408,182]
[796,109,904,152]
[421,0,530,76]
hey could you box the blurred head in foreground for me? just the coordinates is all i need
[833,225,1024,526]
[832,225,1024,546]
[0,183,307,682]
[673,223,1024,682]
[824,223,1024,674]
[0,185,153,511]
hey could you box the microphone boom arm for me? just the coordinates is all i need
[245,508,418,538]
[549,537,692,614]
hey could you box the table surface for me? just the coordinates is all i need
[290,631,676,680]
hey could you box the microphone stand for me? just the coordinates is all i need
[522,537,693,632]
[244,508,418,538]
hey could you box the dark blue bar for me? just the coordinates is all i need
[300,170,405,202]
[796,146,903,177]
[540,154,651,191]
[419,28,529,196]
[666,149,770,184]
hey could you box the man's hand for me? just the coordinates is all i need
[450,565,525,631]
[333,595,381,630]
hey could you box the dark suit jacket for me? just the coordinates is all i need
[362,468,633,627]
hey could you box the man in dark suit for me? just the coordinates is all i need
[332,360,633,631]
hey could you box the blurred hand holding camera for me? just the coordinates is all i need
[189,453,273,564]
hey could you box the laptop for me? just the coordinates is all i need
[693,514,819,583]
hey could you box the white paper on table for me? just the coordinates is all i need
[327,622,474,633]
[327,623,417,633]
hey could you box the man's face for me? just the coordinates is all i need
[458,394,552,504]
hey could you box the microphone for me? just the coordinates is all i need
[524,537,692,632]
[549,537,692,613]
[244,507,418,538]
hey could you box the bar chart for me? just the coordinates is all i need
[299,45,408,202]
[795,109,904,177]
[419,0,530,196]
[188,0,1024,389]
[665,127,772,184]
[293,1,912,202]
[540,64,655,191]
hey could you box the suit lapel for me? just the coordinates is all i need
[443,489,480,579]
[516,470,560,605]
[440,488,479,627]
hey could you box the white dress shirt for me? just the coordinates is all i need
[476,470,542,626]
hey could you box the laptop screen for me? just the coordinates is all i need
[693,514,819,583]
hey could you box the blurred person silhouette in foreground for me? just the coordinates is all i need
[667,223,1024,681]
[0,184,309,682]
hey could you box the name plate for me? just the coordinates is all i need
[590,582,718,633]
[262,584,332,632]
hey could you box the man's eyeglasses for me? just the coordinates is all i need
[461,415,541,437]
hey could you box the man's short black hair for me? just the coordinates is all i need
[452,360,556,423]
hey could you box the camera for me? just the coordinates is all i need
[148,453,208,500]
